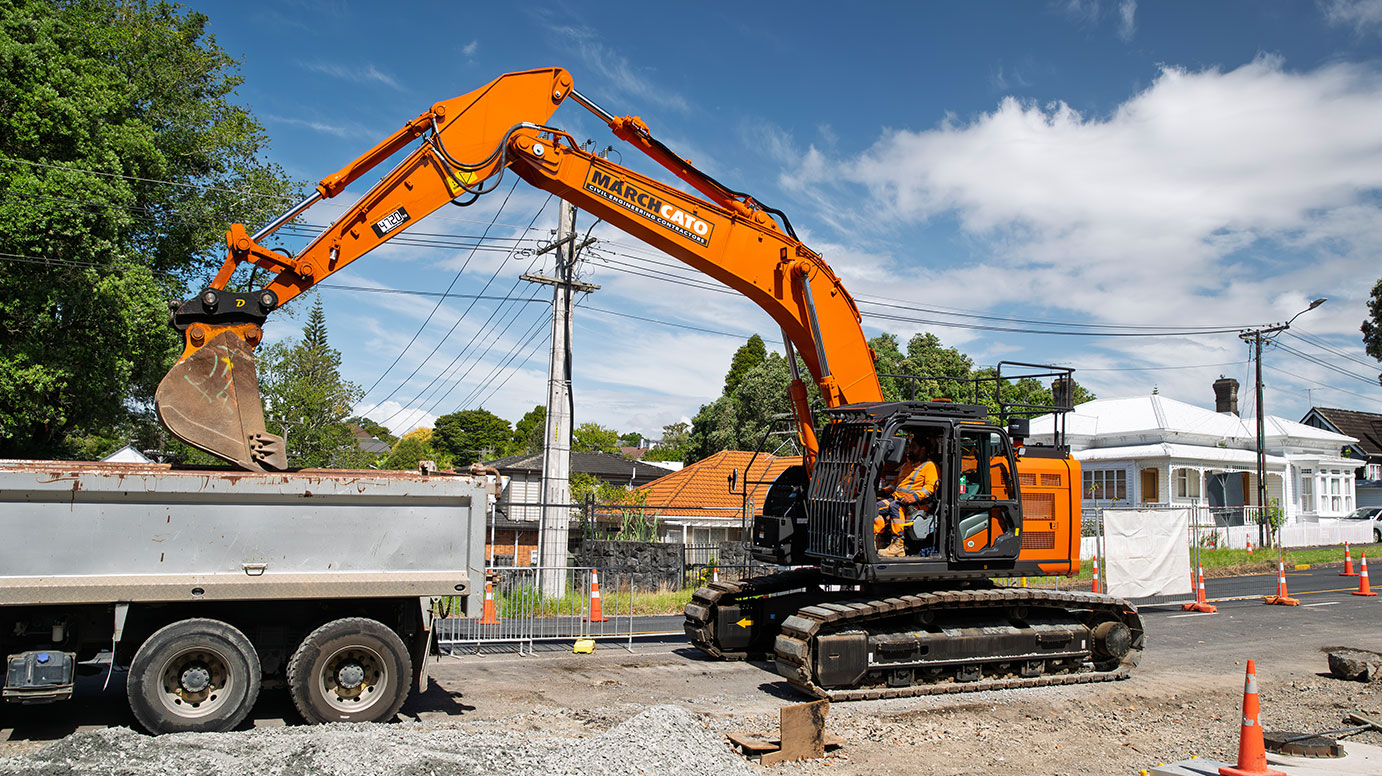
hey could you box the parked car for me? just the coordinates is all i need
[1343,505,1382,543]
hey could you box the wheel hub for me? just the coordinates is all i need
[336,663,365,690]
[180,665,211,693]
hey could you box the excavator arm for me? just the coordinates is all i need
[155,67,882,471]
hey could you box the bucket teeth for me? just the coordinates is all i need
[155,330,287,471]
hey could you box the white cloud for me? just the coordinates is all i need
[1117,0,1137,41]
[355,401,436,436]
[262,114,379,141]
[461,40,479,58]
[548,25,690,113]
[1058,0,1136,41]
[1321,0,1382,34]
[301,62,404,91]
[769,56,1382,414]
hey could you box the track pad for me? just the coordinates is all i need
[155,330,288,471]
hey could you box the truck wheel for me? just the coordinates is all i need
[286,617,411,725]
[127,618,261,734]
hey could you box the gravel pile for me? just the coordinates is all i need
[0,705,753,776]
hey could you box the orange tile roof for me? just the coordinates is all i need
[632,451,798,519]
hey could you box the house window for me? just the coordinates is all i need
[1174,469,1201,499]
[1300,469,1314,513]
[1083,469,1126,500]
[1367,463,1381,480]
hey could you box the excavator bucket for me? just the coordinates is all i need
[155,330,288,471]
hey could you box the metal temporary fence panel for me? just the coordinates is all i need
[1102,508,1192,600]
[435,566,634,655]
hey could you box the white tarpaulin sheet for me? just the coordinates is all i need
[1103,509,1191,599]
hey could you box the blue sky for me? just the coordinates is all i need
[192,0,1382,438]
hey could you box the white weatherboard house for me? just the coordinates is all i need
[1029,379,1362,528]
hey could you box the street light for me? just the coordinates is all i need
[1240,297,1327,548]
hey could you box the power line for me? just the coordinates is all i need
[359,178,526,405]
[1073,360,1243,373]
[319,283,546,303]
[372,197,558,426]
[1273,342,1380,387]
[453,314,553,412]
[580,305,782,344]
[1262,363,1381,404]
[1285,329,1380,371]
[0,155,290,198]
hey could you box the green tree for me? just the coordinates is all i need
[383,427,449,470]
[511,404,546,455]
[688,352,798,461]
[684,329,1095,463]
[573,422,620,453]
[0,0,296,457]
[383,435,429,471]
[618,431,643,449]
[644,421,690,462]
[258,298,366,468]
[1364,276,1382,384]
[723,334,767,395]
[433,408,512,465]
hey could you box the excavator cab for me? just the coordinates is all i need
[752,401,1025,581]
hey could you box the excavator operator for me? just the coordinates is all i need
[875,434,940,558]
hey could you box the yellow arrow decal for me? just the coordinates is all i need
[736,617,754,629]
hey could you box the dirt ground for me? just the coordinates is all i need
[3,589,1380,775]
[420,638,1381,775]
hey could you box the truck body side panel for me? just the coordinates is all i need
[0,461,491,609]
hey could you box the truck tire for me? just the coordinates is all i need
[286,617,411,725]
[127,618,261,734]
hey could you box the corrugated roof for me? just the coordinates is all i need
[633,451,797,520]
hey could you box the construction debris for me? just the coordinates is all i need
[727,700,842,764]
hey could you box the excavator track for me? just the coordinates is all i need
[773,588,1143,702]
[684,568,825,660]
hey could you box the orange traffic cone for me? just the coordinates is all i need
[1353,554,1377,597]
[1092,555,1101,594]
[1340,542,1358,577]
[1218,660,1286,776]
[587,568,609,622]
[712,566,719,584]
[1183,564,1218,613]
[1263,560,1299,606]
[478,579,501,624]
[1246,538,1252,557]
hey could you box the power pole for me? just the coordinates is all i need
[1244,330,1269,550]
[525,199,598,596]
[1238,297,1327,550]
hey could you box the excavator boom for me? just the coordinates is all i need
[156,68,880,470]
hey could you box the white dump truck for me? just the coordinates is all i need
[0,460,494,733]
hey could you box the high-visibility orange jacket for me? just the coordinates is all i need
[890,459,938,504]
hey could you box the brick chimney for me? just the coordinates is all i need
[1213,376,1239,415]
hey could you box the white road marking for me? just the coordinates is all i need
[1167,612,1217,618]
[1303,601,1340,607]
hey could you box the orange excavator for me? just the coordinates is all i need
[155,67,1142,699]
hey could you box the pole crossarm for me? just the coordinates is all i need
[520,272,600,293]
[535,235,596,256]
